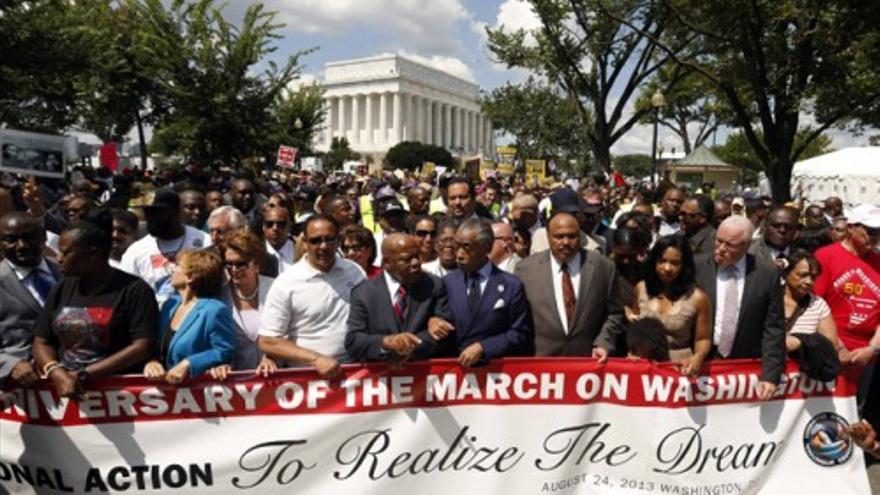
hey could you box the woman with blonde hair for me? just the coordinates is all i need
[144,249,236,384]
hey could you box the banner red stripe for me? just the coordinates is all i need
[0,358,860,426]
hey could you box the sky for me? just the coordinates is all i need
[104,0,871,155]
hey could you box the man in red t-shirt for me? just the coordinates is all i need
[814,204,880,370]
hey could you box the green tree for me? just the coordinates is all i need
[323,137,360,171]
[267,82,326,159]
[481,78,591,172]
[148,0,312,167]
[385,141,453,171]
[604,0,880,203]
[612,153,653,178]
[486,0,691,173]
[0,1,91,132]
[715,129,834,173]
[635,68,731,154]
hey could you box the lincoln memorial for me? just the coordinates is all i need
[316,54,494,157]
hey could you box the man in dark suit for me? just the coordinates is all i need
[0,212,62,388]
[748,206,799,269]
[516,211,623,359]
[680,195,716,256]
[444,218,532,366]
[345,233,453,362]
[694,215,785,400]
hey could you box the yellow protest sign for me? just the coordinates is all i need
[421,161,436,177]
[525,159,546,184]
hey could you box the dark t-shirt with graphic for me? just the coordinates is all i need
[35,268,159,371]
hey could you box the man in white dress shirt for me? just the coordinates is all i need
[258,215,366,378]
[262,207,294,273]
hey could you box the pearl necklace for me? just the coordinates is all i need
[235,284,259,302]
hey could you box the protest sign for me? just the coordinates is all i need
[0,128,74,178]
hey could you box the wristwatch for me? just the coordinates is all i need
[76,369,93,386]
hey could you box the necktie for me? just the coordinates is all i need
[717,266,739,357]
[392,286,407,325]
[27,268,55,306]
[560,263,576,326]
[467,274,481,313]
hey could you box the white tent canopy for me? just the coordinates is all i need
[791,147,880,206]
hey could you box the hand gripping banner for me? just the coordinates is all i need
[0,358,871,494]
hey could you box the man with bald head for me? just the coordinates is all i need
[345,233,453,362]
[694,215,785,400]
[490,222,520,273]
[0,212,62,389]
[516,211,623,359]
[508,193,541,236]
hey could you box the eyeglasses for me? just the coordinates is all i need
[680,212,704,220]
[307,236,338,246]
[415,229,436,238]
[342,243,366,253]
[437,238,457,246]
[224,260,251,271]
[264,221,288,229]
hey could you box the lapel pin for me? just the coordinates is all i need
[497,284,504,293]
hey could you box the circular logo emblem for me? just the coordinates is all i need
[802,412,852,466]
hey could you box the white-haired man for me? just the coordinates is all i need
[694,215,785,400]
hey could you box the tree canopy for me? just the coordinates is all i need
[481,77,591,172]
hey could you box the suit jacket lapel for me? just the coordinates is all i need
[538,251,566,334]
[472,267,504,322]
[381,276,402,332]
[735,255,757,333]
[570,250,592,335]
[0,260,42,313]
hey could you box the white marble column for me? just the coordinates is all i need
[349,95,361,144]
[433,102,442,145]
[364,93,374,146]
[475,113,482,155]
[425,100,434,146]
[392,93,402,144]
[455,107,464,150]
[413,95,422,143]
[378,93,388,144]
[440,103,452,148]
[467,110,474,153]
[337,96,347,142]
[325,97,335,145]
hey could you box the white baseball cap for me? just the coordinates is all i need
[846,204,880,229]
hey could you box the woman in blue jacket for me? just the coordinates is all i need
[143,249,236,384]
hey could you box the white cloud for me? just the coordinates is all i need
[496,0,542,33]
[266,0,469,53]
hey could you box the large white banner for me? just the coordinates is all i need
[0,358,870,494]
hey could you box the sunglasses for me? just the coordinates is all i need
[307,236,338,246]
[414,229,436,238]
[224,260,251,271]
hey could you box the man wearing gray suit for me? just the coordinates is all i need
[0,212,61,388]
[345,233,453,362]
[695,215,785,401]
[516,211,623,360]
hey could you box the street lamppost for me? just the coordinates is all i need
[650,89,666,187]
